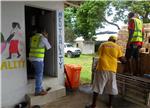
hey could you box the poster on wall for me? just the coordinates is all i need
[0,22,25,70]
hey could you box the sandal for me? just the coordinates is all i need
[35,90,47,96]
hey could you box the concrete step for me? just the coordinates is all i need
[26,85,66,106]
[26,77,66,106]
[27,77,60,94]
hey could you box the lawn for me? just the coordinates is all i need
[64,54,94,84]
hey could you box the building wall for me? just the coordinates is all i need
[1,1,64,107]
[82,41,95,54]
[76,41,95,54]
[1,2,27,107]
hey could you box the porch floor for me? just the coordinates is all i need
[41,84,148,108]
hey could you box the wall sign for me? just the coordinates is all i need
[58,11,63,69]
[0,59,25,70]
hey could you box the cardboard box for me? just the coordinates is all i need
[140,53,150,74]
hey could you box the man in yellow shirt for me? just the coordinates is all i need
[86,36,125,108]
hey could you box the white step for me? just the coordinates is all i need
[26,77,66,106]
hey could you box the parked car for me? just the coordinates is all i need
[64,43,81,58]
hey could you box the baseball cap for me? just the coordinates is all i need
[109,35,117,41]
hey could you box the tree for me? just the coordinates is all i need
[112,1,150,23]
[65,27,76,43]
[76,1,110,40]
[64,7,77,42]
[64,1,150,41]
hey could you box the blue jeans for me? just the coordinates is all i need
[31,61,44,93]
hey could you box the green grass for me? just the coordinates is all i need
[64,54,94,84]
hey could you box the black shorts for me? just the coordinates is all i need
[125,44,141,59]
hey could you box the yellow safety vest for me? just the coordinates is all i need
[29,34,45,58]
[130,18,143,42]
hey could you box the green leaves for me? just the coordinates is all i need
[112,1,150,23]
[76,1,109,40]
[64,7,77,42]
[64,1,150,42]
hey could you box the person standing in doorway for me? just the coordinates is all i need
[125,12,144,75]
[85,36,125,108]
[29,28,51,96]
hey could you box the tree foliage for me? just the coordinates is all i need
[112,1,150,23]
[64,1,110,41]
[64,7,77,42]
[76,1,109,40]
[64,1,150,41]
[65,27,76,43]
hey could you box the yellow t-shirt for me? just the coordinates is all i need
[96,41,123,73]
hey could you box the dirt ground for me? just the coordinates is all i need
[42,85,148,108]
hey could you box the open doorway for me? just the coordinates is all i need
[25,6,57,79]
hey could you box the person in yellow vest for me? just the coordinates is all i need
[125,12,144,75]
[85,36,126,108]
[29,28,51,96]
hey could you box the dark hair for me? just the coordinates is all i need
[12,22,21,29]
[128,12,135,19]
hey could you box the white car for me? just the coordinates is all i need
[64,43,81,58]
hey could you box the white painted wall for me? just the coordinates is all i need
[1,1,64,107]
[82,41,95,54]
[1,2,27,107]
[75,41,95,54]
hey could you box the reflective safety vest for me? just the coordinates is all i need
[29,34,45,58]
[130,18,143,42]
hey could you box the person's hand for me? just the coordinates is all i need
[119,56,127,64]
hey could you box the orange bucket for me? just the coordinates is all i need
[65,64,82,89]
